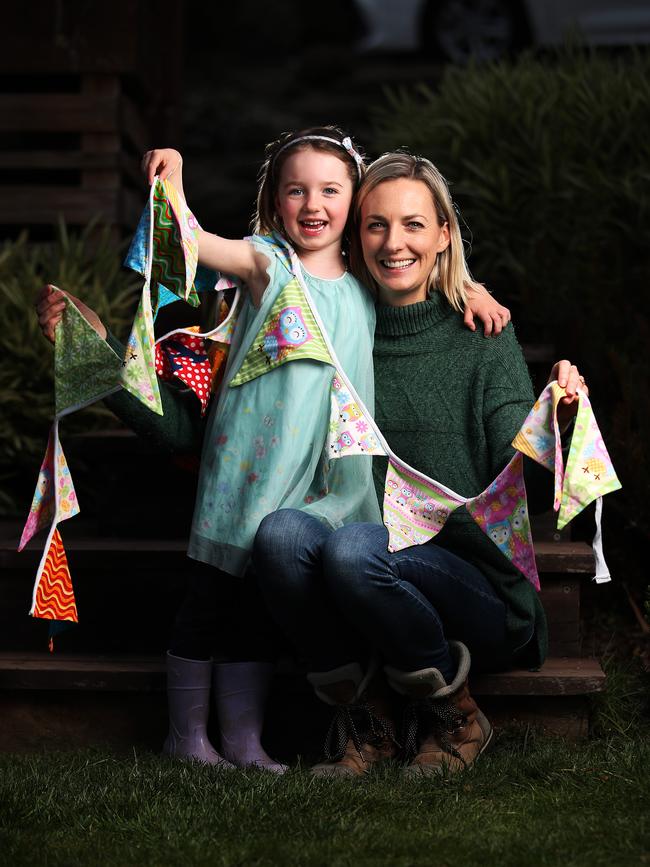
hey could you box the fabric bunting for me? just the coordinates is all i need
[512,382,565,509]
[229,278,332,387]
[557,390,621,529]
[383,459,466,553]
[327,372,386,458]
[19,424,79,552]
[53,290,123,416]
[120,282,163,415]
[31,528,78,625]
[20,177,235,643]
[151,180,200,307]
[155,329,213,415]
[465,453,539,590]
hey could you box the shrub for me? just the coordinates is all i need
[371,46,650,538]
[0,222,141,515]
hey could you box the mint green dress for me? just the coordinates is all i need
[187,234,381,576]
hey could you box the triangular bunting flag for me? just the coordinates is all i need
[512,382,569,513]
[151,179,200,307]
[31,528,78,623]
[229,278,333,387]
[383,458,466,552]
[120,283,163,414]
[557,391,621,529]
[155,330,213,415]
[466,453,539,590]
[19,425,79,551]
[511,384,563,473]
[53,290,122,416]
[327,372,386,458]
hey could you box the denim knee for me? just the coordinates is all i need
[322,522,389,603]
[255,509,302,560]
[252,508,327,597]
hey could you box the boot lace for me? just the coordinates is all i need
[402,698,468,765]
[323,701,397,764]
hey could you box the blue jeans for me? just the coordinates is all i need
[253,509,510,682]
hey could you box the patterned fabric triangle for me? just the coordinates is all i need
[155,330,213,415]
[19,425,79,552]
[383,458,466,552]
[151,179,200,307]
[229,277,333,387]
[53,290,122,416]
[31,529,78,623]
[557,390,621,529]
[120,283,163,414]
[327,372,386,458]
[512,382,565,510]
[465,452,540,590]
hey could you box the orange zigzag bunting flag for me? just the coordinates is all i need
[31,529,78,632]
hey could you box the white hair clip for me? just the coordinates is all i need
[341,137,364,173]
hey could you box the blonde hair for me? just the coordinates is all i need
[349,152,476,311]
[252,125,365,238]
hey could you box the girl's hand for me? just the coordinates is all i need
[36,284,107,344]
[463,282,511,336]
[548,360,589,431]
[141,148,183,186]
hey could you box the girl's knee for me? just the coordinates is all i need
[322,523,388,597]
[324,523,383,568]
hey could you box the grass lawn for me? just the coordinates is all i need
[2,668,649,867]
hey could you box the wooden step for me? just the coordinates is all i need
[0,652,605,696]
[2,532,596,573]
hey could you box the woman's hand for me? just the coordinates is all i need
[463,283,511,336]
[548,360,589,431]
[141,148,183,186]
[36,284,107,344]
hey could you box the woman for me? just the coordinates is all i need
[252,152,587,777]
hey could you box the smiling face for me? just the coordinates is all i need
[275,148,354,260]
[359,178,450,307]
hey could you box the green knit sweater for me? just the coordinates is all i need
[372,294,549,667]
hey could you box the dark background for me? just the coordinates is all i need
[2,1,649,653]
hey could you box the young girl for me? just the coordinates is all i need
[38,126,509,771]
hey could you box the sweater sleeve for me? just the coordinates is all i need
[481,325,554,514]
[103,332,205,455]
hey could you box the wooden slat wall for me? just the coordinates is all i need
[1,0,183,236]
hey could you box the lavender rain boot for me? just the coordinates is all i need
[213,661,288,773]
[162,652,234,767]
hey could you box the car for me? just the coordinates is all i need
[351,1,650,64]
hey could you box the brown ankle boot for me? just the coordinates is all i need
[307,663,398,778]
[386,642,493,776]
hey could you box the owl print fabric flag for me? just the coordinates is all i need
[229,278,332,387]
[383,458,466,553]
[327,372,386,458]
[465,453,539,590]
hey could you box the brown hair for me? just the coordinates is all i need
[252,125,365,238]
[349,151,477,310]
